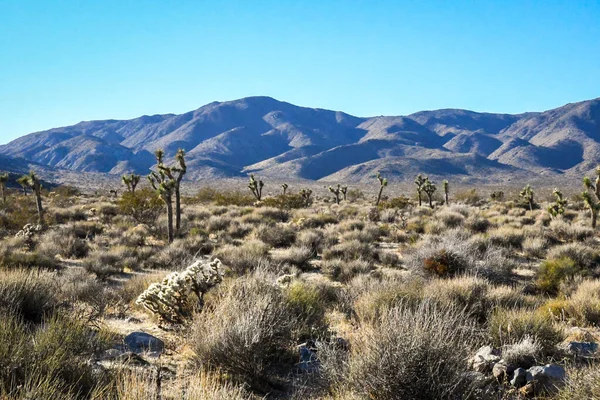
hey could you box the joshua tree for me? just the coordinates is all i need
[414,174,426,206]
[169,149,187,233]
[519,184,535,211]
[490,191,504,201]
[341,186,348,201]
[281,183,288,196]
[122,173,141,194]
[582,190,600,229]
[376,172,388,206]
[248,174,264,201]
[423,177,437,209]
[329,184,342,204]
[16,176,29,196]
[583,167,600,201]
[109,189,118,198]
[299,188,313,206]
[443,180,449,205]
[547,188,567,219]
[0,173,8,204]
[22,171,44,224]
[149,149,176,243]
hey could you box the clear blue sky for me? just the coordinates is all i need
[1,0,599,144]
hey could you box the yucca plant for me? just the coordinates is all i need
[329,184,342,204]
[547,188,567,218]
[148,149,176,243]
[299,188,313,206]
[20,171,44,224]
[415,174,426,206]
[376,172,388,206]
[248,174,264,201]
[16,175,29,196]
[519,184,535,211]
[423,177,437,209]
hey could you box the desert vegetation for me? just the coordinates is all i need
[2,168,600,399]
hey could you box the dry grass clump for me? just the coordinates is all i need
[489,308,563,354]
[436,208,466,229]
[555,363,600,400]
[487,226,525,249]
[36,227,90,259]
[0,269,59,323]
[522,236,550,258]
[321,258,373,283]
[253,206,290,223]
[83,248,128,279]
[549,218,595,241]
[319,301,481,400]
[192,270,296,392]
[213,240,270,274]
[272,245,314,270]
[539,279,600,326]
[547,242,599,270]
[322,240,378,263]
[146,236,213,270]
[253,223,296,247]
[422,275,491,320]
[206,215,232,233]
[501,335,541,369]
[296,229,325,253]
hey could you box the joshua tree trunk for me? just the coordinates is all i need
[166,197,174,243]
[376,186,384,206]
[445,192,449,206]
[592,210,597,229]
[417,192,422,207]
[33,187,43,224]
[428,194,433,209]
[175,181,182,234]
[528,198,534,212]
[0,184,5,204]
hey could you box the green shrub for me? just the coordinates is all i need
[536,257,582,294]
[118,188,163,226]
[261,194,312,209]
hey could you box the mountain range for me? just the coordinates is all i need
[1,96,599,183]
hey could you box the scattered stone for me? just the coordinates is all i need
[463,371,491,390]
[115,352,149,366]
[493,362,515,382]
[510,368,528,388]
[124,331,164,354]
[470,346,501,373]
[526,364,565,384]
[297,342,319,373]
[565,341,598,356]
[100,348,123,360]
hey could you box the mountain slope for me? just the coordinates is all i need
[2,96,599,182]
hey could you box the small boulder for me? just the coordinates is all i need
[124,331,164,354]
[565,341,598,356]
[526,364,566,394]
[115,352,149,366]
[470,346,501,373]
[510,368,528,388]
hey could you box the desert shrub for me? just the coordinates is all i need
[454,189,480,205]
[340,227,380,244]
[147,236,214,270]
[346,188,364,202]
[422,275,491,321]
[351,279,423,322]
[464,214,491,233]
[319,301,481,399]
[436,209,465,229]
[206,215,232,233]
[227,221,253,239]
[192,271,296,391]
[379,251,401,268]
[0,269,58,323]
[522,236,550,258]
[489,308,563,354]
[299,213,338,228]
[321,258,372,283]
[283,279,329,340]
[536,257,581,294]
[254,207,289,223]
[487,226,525,249]
[213,240,270,274]
[378,196,410,210]
[549,218,594,241]
[0,247,60,270]
[547,242,599,270]
[261,194,311,209]
[36,228,89,259]
[404,229,513,282]
[83,249,124,280]
[49,208,87,224]
[296,229,324,254]
[322,240,378,262]
[539,280,600,326]
[254,223,296,248]
[117,188,163,226]
[272,246,314,269]
[501,336,541,369]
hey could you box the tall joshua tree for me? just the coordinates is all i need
[248,174,264,201]
[148,149,176,243]
[299,188,313,206]
[443,180,449,205]
[414,174,426,207]
[170,149,187,233]
[376,172,388,206]
[281,183,288,196]
[519,184,535,211]
[122,173,141,194]
[329,184,342,204]
[0,173,8,204]
[341,186,348,201]
[22,171,44,224]
[582,190,600,229]
[423,177,437,209]
[16,176,29,196]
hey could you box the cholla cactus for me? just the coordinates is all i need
[423,177,437,209]
[443,180,449,205]
[547,188,567,218]
[329,184,342,204]
[248,174,264,201]
[414,174,426,207]
[281,183,288,196]
[136,258,224,323]
[376,172,388,206]
[519,184,535,211]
